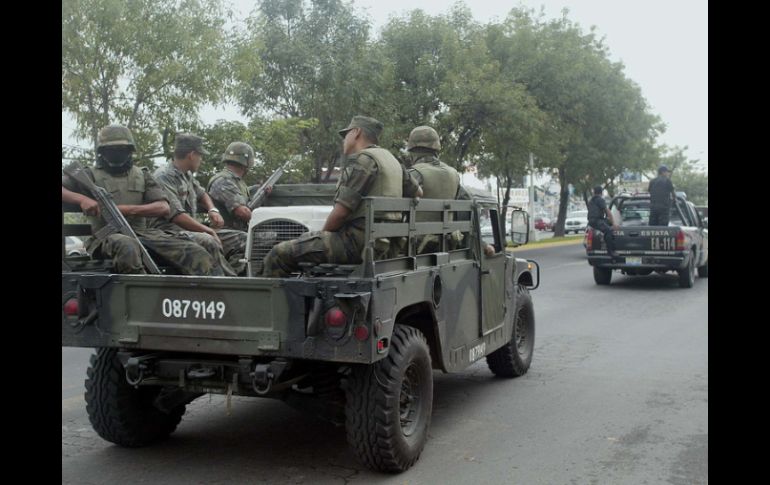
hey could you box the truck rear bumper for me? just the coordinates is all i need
[587,252,690,270]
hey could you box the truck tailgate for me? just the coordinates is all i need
[613,227,681,253]
[62,274,302,354]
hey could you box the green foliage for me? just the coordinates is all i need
[234,0,379,181]
[62,0,232,167]
[662,146,708,206]
[62,0,700,218]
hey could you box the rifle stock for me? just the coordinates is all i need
[247,159,293,210]
[63,162,161,274]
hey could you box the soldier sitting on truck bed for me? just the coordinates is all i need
[150,134,245,276]
[61,125,223,275]
[262,115,422,277]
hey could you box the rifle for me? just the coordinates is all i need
[63,162,161,274]
[247,159,293,210]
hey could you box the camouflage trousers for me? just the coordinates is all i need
[86,229,223,275]
[178,229,247,277]
[262,220,365,277]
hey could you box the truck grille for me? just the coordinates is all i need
[249,219,309,276]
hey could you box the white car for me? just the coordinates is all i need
[564,210,588,234]
[65,236,89,257]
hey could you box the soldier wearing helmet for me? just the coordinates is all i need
[206,141,262,233]
[405,126,481,254]
[62,125,223,275]
[150,134,247,276]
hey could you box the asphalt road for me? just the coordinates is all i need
[62,242,708,484]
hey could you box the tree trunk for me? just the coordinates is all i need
[500,173,512,240]
[554,166,569,237]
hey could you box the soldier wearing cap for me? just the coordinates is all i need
[206,141,266,233]
[648,164,676,226]
[61,125,223,275]
[150,133,246,276]
[262,115,422,277]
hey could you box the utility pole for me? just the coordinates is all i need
[528,153,537,242]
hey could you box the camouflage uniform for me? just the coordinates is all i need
[207,169,251,232]
[62,166,222,276]
[151,162,246,276]
[406,126,467,253]
[263,118,419,277]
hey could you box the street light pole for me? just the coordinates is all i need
[528,152,537,241]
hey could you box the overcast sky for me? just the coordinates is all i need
[63,0,707,169]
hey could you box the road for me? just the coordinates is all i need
[62,242,708,484]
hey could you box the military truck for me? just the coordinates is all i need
[62,185,539,473]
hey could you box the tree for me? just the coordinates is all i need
[492,8,662,236]
[234,0,381,182]
[660,146,708,206]
[62,0,231,166]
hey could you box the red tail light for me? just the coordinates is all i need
[63,298,79,316]
[675,230,686,250]
[585,229,593,250]
[354,325,370,341]
[325,307,347,327]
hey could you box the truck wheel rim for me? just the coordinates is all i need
[400,363,422,436]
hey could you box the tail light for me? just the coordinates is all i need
[324,307,347,327]
[585,228,593,250]
[354,325,370,341]
[63,298,79,316]
[675,230,686,250]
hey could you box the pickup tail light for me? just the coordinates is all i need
[585,228,593,250]
[675,230,686,251]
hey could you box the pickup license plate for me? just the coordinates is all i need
[625,257,642,266]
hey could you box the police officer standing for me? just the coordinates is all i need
[587,185,619,260]
[262,115,421,277]
[648,165,676,226]
[150,133,246,276]
[61,125,222,275]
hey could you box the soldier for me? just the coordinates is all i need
[405,126,479,254]
[61,125,222,275]
[206,142,263,232]
[151,134,247,276]
[262,115,421,277]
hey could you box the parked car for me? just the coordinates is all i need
[564,210,588,234]
[65,236,88,257]
[534,217,553,231]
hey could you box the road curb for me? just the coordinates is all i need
[507,238,584,252]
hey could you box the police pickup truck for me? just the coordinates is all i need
[62,184,539,473]
[585,192,708,287]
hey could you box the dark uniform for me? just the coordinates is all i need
[587,194,617,257]
[62,165,221,275]
[648,172,676,226]
[151,162,244,276]
[262,144,419,277]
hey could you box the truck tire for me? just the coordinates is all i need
[678,255,695,288]
[85,348,185,447]
[593,266,612,285]
[697,258,708,277]
[487,285,535,377]
[345,325,432,473]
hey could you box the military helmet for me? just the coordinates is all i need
[97,125,135,149]
[222,142,255,168]
[407,126,441,151]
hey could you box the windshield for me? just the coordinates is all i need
[567,211,587,219]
